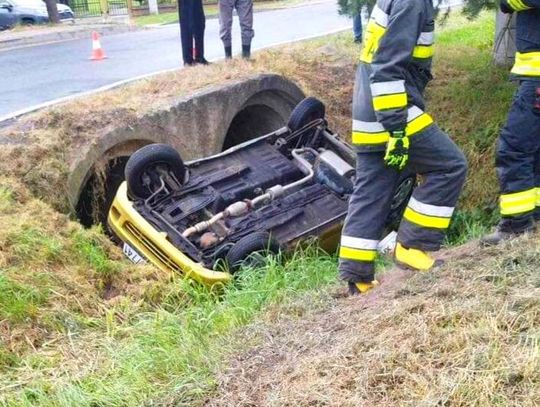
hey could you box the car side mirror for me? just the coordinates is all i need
[0,3,12,10]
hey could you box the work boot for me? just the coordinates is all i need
[242,44,251,59]
[195,58,210,65]
[394,243,443,271]
[348,280,379,296]
[224,46,232,59]
[480,224,535,247]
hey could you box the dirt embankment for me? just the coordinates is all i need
[206,237,540,407]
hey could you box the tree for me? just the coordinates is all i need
[44,0,60,24]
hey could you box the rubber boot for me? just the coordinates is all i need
[394,243,443,271]
[480,224,535,247]
[242,44,251,59]
[224,46,232,59]
[348,280,379,296]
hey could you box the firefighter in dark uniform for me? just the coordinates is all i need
[179,0,208,66]
[482,0,540,245]
[338,0,468,295]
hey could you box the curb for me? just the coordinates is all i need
[0,24,141,52]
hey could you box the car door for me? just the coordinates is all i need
[0,1,16,29]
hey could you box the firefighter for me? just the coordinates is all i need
[179,0,208,66]
[339,0,468,295]
[219,0,254,59]
[482,0,540,245]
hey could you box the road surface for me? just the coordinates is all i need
[0,1,350,120]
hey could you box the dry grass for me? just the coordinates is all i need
[206,237,540,406]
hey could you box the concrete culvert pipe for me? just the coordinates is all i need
[69,74,305,226]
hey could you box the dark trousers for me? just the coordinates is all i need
[353,13,362,41]
[339,125,467,283]
[496,80,540,232]
[179,0,206,64]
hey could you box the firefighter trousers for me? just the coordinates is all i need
[339,124,467,283]
[496,80,540,232]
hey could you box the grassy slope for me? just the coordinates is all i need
[207,236,540,407]
[0,11,524,406]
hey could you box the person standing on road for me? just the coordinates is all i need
[339,0,468,295]
[219,0,254,59]
[353,11,362,43]
[481,0,540,245]
[179,0,209,66]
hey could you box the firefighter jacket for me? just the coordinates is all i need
[501,0,540,79]
[353,0,436,151]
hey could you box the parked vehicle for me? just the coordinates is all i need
[0,0,74,28]
[0,1,16,29]
[108,98,416,285]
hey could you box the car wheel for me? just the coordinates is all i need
[125,143,186,199]
[386,175,416,230]
[226,232,281,273]
[287,97,326,132]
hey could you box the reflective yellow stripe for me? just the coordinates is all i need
[507,0,532,11]
[500,189,536,216]
[339,246,377,262]
[536,188,540,207]
[406,112,434,135]
[360,20,386,64]
[373,93,407,111]
[404,207,451,229]
[351,112,434,146]
[511,52,540,77]
[413,45,434,59]
[351,130,390,145]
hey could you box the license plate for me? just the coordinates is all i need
[123,243,146,265]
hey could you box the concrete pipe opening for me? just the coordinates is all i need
[75,156,130,228]
[223,104,284,150]
[70,75,305,226]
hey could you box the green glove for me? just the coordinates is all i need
[384,130,409,170]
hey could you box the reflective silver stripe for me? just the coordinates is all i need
[353,106,426,132]
[352,119,385,133]
[341,235,379,250]
[407,105,424,121]
[408,197,454,218]
[371,5,389,27]
[417,31,434,46]
[370,80,406,96]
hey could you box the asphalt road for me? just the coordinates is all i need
[0,1,350,120]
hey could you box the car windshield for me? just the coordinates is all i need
[11,0,45,7]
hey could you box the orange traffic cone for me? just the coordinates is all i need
[90,31,107,61]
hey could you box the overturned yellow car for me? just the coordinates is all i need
[108,98,415,285]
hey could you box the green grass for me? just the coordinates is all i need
[1,249,338,406]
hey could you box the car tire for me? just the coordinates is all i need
[125,143,186,199]
[386,174,416,230]
[287,97,326,132]
[226,232,281,273]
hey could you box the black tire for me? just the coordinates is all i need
[287,97,326,132]
[125,143,186,199]
[226,232,281,273]
[386,174,416,230]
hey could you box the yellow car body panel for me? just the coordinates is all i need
[108,182,233,286]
